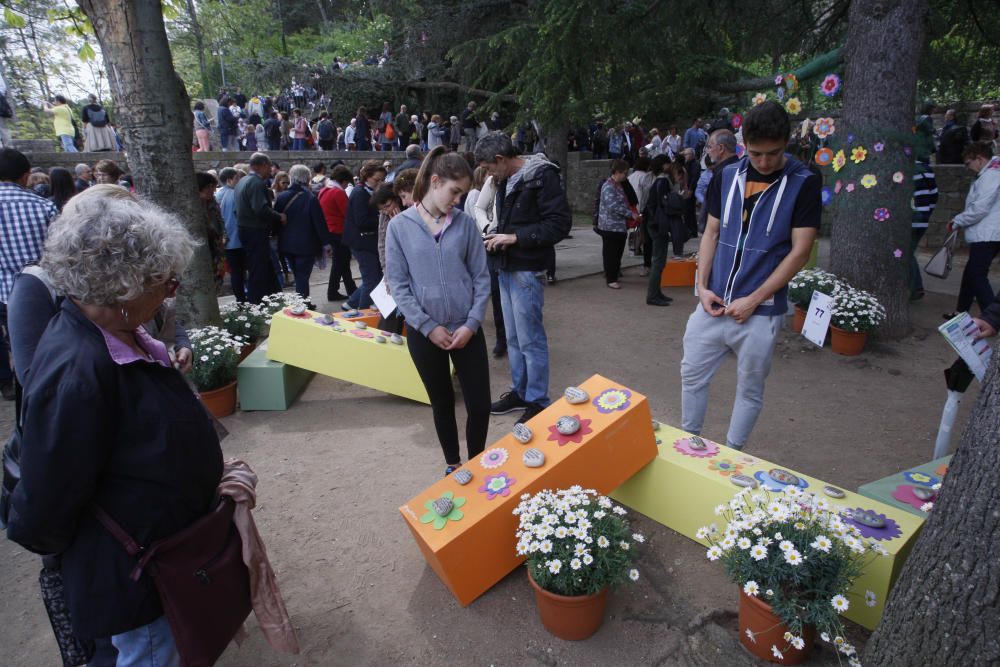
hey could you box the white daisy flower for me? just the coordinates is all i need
[790,636,805,650]
[784,549,804,565]
[772,645,784,660]
[745,628,756,644]
[570,558,582,570]
[619,541,630,551]
[597,536,610,548]
[706,545,723,561]
[865,590,877,608]
[750,544,768,561]
[779,540,794,552]
[539,540,553,554]
[831,594,849,612]
[547,559,562,574]
[743,580,760,596]
[811,535,832,552]
[582,553,593,565]
[632,533,645,543]
[737,537,752,550]
[574,543,587,556]
[628,568,639,581]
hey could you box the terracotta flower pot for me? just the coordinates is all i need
[791,306,806,333]
[738,591,815,664]
[238,341,257,362]
[528,569,608,641]
[199,381,238,418]
[830,326,868,356]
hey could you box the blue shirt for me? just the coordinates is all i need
[215,184,240,249]
[0,182,59,303]
[683,127,705,151]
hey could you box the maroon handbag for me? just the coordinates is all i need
[94,496,252,667]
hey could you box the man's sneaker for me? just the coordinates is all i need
[491,391,527,415]
[516,402,546,425]
[445,465,460,476]
[341,302,354,311]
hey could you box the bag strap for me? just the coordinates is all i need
[93,504,166,581]
[277,191,304,214]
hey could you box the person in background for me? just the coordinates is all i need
[469,168,506,357]
[345,118,357,151]
[945,142,1000,318]
[27,172,49,198]
[235,152,286,303]
[74,163,92,192]
[320,165,357,301]
[196,172,226,294]
[43,96,77,153]
[310,162,328,194]
[81,94,116,152]
[263,111,282,151]
[193,101,213,152]
[597,160,639,289]
[6,193,222,665]
[644,155,676,306]
[275,164,331,306]
[355,107,371,151]
[93,159,123,186]
[216,168,246,302]
[449,116,462,152]
[48,167,75,212]
[385,146,491,476]
[937,110,969,165]
[342,160,386,310]
[627,156,654,277]
[395,104,411,150]
[970,104,997,144]
[217,96,238,151]
[427,114,446,150]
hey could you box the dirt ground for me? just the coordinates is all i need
[0,240,977,666]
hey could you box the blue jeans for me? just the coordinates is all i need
[285,253,314,299]
[110,616,179,667]
[347,248,382,309]
[498,270,550,406]
[59,134,78,152]
[292,138,306,151]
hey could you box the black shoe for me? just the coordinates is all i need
[646,296,672,306]
[547,275,556,285]
[327,292,348,301]
[492,344,507,359]
[516,402,546,425]
[909,289,925,302]
[445,464,460,476]
[1,382,13,401]
[491,391,527,415]
[942,311,959,320]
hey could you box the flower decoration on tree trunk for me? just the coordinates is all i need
[850,146,868,164]
[873,207,890,222]
[821,187,833,206]
[892,171,905,184]
[478,472,516,500]
[814,148,833,166]
[832,150,847,172]
[873,141,885,152]
[785,97,802,115]
[753,93,767,106]
[784,73,799,93]
[820,73,841,96]
[893,249,903,259]
[813,117,835,139]
[731,113,743,129]
[860,174,878,189]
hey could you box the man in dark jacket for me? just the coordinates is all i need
[275,164,331,305]
[234,153,285,303]
[217,97,239,151]
[476,132,571,423]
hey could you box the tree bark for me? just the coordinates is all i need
[77,0,220,327]
[864,352,1000,664]
[830,0,928,338]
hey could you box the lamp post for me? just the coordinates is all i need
[213,48,226,88]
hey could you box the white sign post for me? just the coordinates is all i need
[801,291,834,348]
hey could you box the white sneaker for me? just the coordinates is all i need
[639,267,650,277]
[607,282,621,289]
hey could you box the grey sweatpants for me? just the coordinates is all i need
[680,306,783,449]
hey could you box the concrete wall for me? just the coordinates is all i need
[22,150,976,248]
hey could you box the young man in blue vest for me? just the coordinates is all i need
[680,101,821,450]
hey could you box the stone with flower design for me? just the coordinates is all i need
[689,435,707,450]
[823,485,846,498]
[289,303,308,316]
[478,471,516,500]
[769,468,800,486]
[730,474,757,488]
[851,508,886,528]
[523,448,545,468]
[555,415,581,435]
[452,469,473,485]
[912,486,935,501]
[564,386,589,404]
[419,491,466,530]
[673,436,721,458]
[318,314,336,325]
[512,423,533,444]
[333,325,346,332]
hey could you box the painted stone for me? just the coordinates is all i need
[333,326,346,333]
[652,420,661,431]
[290,304,308,315]
[769,468,801,486]
[823,485,846,499]
[564,386,589,404]
[730,474,758,488]
[688,436,707,451]
[912,486,935,501]
[319,314,336,324]
[555,416,581,435]
[851,509,886,528]
[390,334,404,345]
[375,335,387,344]
[355,321,368,329]
[523,448,545,468]
[432,497,454,517]
[453,470,473,485]
[512,423,533,444]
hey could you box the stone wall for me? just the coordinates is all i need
[925,165,974,248]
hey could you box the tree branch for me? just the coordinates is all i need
[715,46,843,93]
[398,79,516,102]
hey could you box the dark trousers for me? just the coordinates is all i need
[285,253,314,299]
[0,302,11,385]
[240,226,279,304]
[957,241,1000,313]
[647,227,670,300]
[225,248,247,303]
[407,327,491,465]
[318,139,334,151]
[600,229,628,283]
[546,246,556,279]
[641,219,652,268]
[347,247,382,309]
[489,263,506,350]
[327,234,357,298]
[909,227,926,294]
[267,138,280,151]
[670,215,688,257]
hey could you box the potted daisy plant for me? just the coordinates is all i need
[698,486,886,665]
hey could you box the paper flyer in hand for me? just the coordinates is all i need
[939,312,992,381]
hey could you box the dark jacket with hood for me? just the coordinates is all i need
[494,154,572,272]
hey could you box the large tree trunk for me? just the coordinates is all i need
[829,0,929,338]
[864,351,1000,663]
[77,0,220,328]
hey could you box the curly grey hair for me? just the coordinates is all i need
[288,164,311,185]
[41,193,197,305]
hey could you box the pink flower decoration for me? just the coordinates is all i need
[820,73,841,97]
[893,249,903,259]
[874,208,891,222]
[775,74,784,86]
[892,171,905,184]
[834,180,843,194]
[846,183,856,193]
[731,113,743,129]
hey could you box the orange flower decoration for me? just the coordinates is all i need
[814,148,834,166]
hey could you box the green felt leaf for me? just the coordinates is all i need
[448,510,464,522]
[419,511,435,524]
[441,490,454,500]
[433,516,447,530]
[452,496,466,508]
[423,499,435,511]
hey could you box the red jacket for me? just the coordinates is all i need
[318,185,348,234]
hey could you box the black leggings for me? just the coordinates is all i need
[407,327,492,465]
[957,241,1000,313]
[600,230,628,283]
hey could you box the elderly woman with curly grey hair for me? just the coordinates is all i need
[274,163,332,304]
[5,193,223,666]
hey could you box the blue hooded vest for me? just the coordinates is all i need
[708,155,812,317]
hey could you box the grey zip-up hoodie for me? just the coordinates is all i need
[385,206,490,337]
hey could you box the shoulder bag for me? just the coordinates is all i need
[94,496,252,667]
[924,230,957,279]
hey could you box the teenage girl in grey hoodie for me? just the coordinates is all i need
[385,146,492,475]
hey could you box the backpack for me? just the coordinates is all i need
[317,119,334,140]
[384,123,395,141]
[88,107,108,127]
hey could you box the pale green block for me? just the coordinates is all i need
[612,422,925,631]
[857,456,951,517]
[237,339,314,411]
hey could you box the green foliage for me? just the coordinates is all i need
[788,268,845,307]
